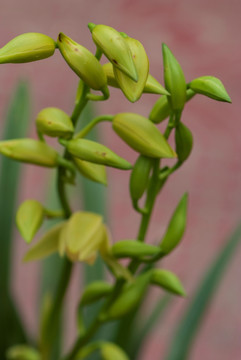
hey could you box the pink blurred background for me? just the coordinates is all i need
[0,1,241,359]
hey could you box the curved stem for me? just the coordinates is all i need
[74,114,113,139]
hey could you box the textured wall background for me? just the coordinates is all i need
[0,1,241,359]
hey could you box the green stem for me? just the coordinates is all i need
[74,114,113,139]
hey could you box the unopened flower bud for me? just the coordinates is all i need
[6,345,40,360]
[61,138,132,170]
[36,107,74,139]
[175,122,193,162]
[0,33,56,64]
[89,24,138,82]
[111,239,161,259]
[57,32,107,90]
[0,138,59,167]
[80,281,113,306]
[188,76,231,103]
[151,269,186,296]
[16,199,44,243]
[130,155,153,202]
[112,113,176,158]
[162,43,186,111]
[73,157,107,185]
[113,36,149,102]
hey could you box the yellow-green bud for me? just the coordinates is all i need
[111,240,161,259]
[23,223,65,262]
[112,113,176,158]
[73,157,107,185]
[89,24,138,82]
[36,107,74,139]
[58,211,109,264]
[0,138,59,167]
[16,199,44,243]
[0,33,56,64]
[160,193,188,255]
[80,281,113,306]
[6,345,40,360]
[62,138,132,170]
[149,89,195,124]
[188,76,231,103]
[162,43,186,111]
[151,269,186,296]
[130,155,153,202]
[103,62,168,96]
[57,33,107,90]
[113,36,149,102]
[175,122,193,162]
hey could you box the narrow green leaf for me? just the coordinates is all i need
[0,81,30,356]
[165,221,241,360]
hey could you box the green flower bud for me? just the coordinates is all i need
[160,193,188,255]
[101,272,151,320]
[188,76,231,102]
[16,199,44,243]
[151,269,186,296]
[6,345,40,360]
[89,24,138,82]
[162,43,186,111]
[73,157,107,185]
[112,113,176,158]
[111,240,161,260]
[130,155,153,202]
[0,138,59,167]
[80,281,113,306]
[103,62,168,96]
[101,343,129,360]
[23,223,65,262]
[149,89,195,124]
[175,122,193,162]
[57,33,107,90]
[58,211,109,264]
[62,138,132,170]
[0,33,56,64]
[36,107,74,139]
[113,36,149,102]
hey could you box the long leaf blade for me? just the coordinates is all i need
[0,80,30,356]
[165,221,241,360]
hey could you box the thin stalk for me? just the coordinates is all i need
[74,115,113,139]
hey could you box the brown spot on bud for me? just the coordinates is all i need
[112,59,118,65]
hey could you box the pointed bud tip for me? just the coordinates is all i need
[88,23,96,32]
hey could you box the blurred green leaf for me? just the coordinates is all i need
[165,221,241,360]
[0,81,30,356]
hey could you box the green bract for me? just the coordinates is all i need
[89,23,138,82]
[62,138,132,170]
[16,199,44,243]
[162,43,186,111]
[112,113,176,158]
[57,32,107,90]
[0,138,59,167]
[113,36,149,102]
[0,33,56,64]
[36,107,74,139]
[175,122,193,162]
[188,76,231,103]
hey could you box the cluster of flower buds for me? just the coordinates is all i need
[0,23,231,340]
